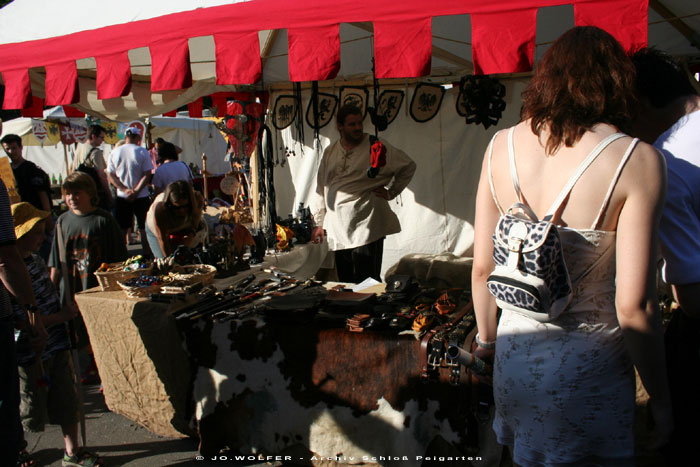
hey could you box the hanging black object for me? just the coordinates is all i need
[366,57,386,178]
[409,83,445,123]
[257,124,277,227]
[366,58,387,133]
[456,75,506,129]
[293,82,305,146]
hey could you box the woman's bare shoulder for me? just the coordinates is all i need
[617,138,665,194]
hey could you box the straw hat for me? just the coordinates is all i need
[11,202,49,239]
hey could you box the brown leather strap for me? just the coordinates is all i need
[420,328,438,380]
[419,299,473,381]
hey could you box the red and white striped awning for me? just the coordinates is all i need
[0,0,649,118]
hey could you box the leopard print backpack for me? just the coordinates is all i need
[487,203,572,321]
[485,128,628,322]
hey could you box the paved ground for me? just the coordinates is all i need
[22,383,236,467]
[22,382,277,467]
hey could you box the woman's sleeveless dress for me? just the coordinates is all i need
[487,128,639,466]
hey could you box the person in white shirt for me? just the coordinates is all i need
[311,104,416,282]
[70,124,113,210]
[106,127,153,256]
[631,47,700,465]
[151,142,193,195]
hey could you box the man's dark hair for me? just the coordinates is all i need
[631,47,698,109]
[0,133,22,147]
[337,104,363,125]
[157,142,178,161]
[88,124,106,139]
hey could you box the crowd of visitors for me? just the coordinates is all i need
[1,126,194,466]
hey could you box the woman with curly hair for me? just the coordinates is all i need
[471,26,672,465]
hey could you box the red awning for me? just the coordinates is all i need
[0,0,647,111]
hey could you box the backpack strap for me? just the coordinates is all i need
[543,132,627,221]
[86,147,98,163]
[590,137,639,229]
[486,130,505,215]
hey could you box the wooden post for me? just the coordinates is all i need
[63,144,70,176]
[201,153,208,202]
[249,148,260,228]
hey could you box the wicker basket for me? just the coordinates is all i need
[94,263,153,291]
[170,264,217,286]
[117,281,162,299]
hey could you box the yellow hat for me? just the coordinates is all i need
[11,202,49,239]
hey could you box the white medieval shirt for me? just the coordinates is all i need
[312,134,416,251]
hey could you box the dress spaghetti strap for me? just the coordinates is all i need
[589,138,639,229]
[487,130,505,215]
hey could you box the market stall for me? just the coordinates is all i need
[74,246,486,462]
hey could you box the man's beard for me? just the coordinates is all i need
[343,130,364,145]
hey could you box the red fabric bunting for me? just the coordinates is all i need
[288,25,340,82]
[374,18,432,78]
[163,109,177,117]
[63,106,86,117]
[188,99,203,118]
[150,39,192,92]
[2,69,31,110]
[471,8,537,75]
[215,32,261,85]
[21,97,44,118]
[45,61,79,105]
[574,0,647,52]
[95,52,132,99]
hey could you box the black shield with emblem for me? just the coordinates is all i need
[306,93,338,130]
[272,95,298,130]
[338,87,369,118]
[409,83,445,123]
[377,90,404,125]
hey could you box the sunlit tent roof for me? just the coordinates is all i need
[0,0,698,121]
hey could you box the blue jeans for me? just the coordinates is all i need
[0,316,21,465]
[145,224,164,259]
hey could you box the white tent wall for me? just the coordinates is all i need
[272,78,528,277]
[1,116,230,179]
[0,117,76,179]
[149,117,229,175]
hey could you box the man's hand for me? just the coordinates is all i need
[311,226,325,244]
[125,188,137,201]
[373,187,389,200]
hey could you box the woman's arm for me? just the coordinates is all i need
[615,143,672,444]
[152,203,173,257]
[472,144,501,349]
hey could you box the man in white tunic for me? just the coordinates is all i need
[311,104,416,282]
